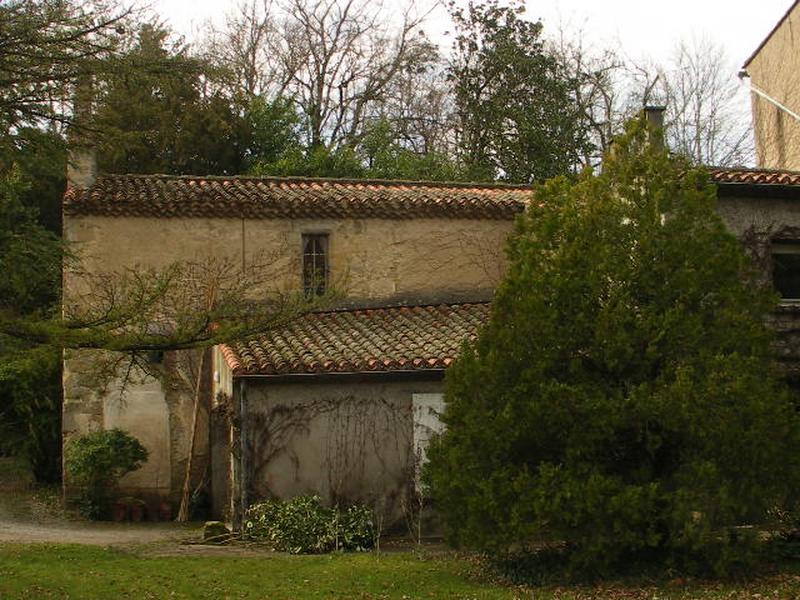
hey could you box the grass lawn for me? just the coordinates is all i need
[2,544,800,599]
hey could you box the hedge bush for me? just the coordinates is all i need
[64,428,148,519]
[244,495,374,553]
[424,120,800,577]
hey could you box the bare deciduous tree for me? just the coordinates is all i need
[552,25,755,170]
[550,28,629,168]
[203,0,286,98]
[280,0,437,148]
[371,60,455,156]
[622,39,754,167]
[659,38,754,166]
[205,0,439,150]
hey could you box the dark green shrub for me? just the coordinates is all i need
[336,504,375,551]
[425,120,800,577]
[249,495,333,554]
[244,495,375,553]
[64,428,148,519]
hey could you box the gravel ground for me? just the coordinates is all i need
[0,515,192,545]
[0,475,196,546]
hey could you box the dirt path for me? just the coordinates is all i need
[0,519,194,545]
[0,487,197,546]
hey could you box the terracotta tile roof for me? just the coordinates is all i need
[63,174,531,220]
[708,167,800,186]
[63,169,800,222]
[221,302,489,376]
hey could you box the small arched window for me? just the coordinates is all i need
[302,233,329,297]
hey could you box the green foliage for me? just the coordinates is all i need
[0,168,64,481]
[244,496,375,553]
[64,428,148,519]
[0,345,61,482]
[425,120,800,577]
[251,118,461,182]
[0,0,125,131]
[245,95,303,169]
[94,23,249,176]
[251,144,365,179]
[358,119,461,181]
[0,128,66,233]
[0,168,62,316]
[449,0,591,183]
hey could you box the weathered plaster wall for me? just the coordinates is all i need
[717,195,800,238]
[62,349,109,498]
[716,193,800,289]
[103,377,171,494]
[62,349,210,506]
[62,213,511,506]
[747,4,800,170]
[62,350,175,498]
[64,215,512,302]
[209,347,235,519]
[212,346,235,403]
[243,378,442,523]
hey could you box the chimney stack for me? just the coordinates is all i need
[66,74,97,190]
[643,105,666,150]
[66,149,97,190]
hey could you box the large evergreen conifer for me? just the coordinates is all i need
[426,121,800,575]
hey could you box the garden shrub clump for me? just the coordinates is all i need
[244,495,375,553]
[64,428,148,519]
[425,121,800,578]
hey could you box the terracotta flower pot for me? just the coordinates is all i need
[129,502,145,522]
[112,501,128,522]
[158,501,172,522]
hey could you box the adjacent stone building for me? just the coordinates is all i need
[713,167,800,379]
[744,0,800,170]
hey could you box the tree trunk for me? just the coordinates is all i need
[176,349,206,522]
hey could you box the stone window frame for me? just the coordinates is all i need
[301,232,330,297]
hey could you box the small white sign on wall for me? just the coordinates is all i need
[411,393,446,478]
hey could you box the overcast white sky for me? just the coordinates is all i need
[152,0,793,69]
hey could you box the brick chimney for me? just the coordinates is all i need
[66,74,97,190]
